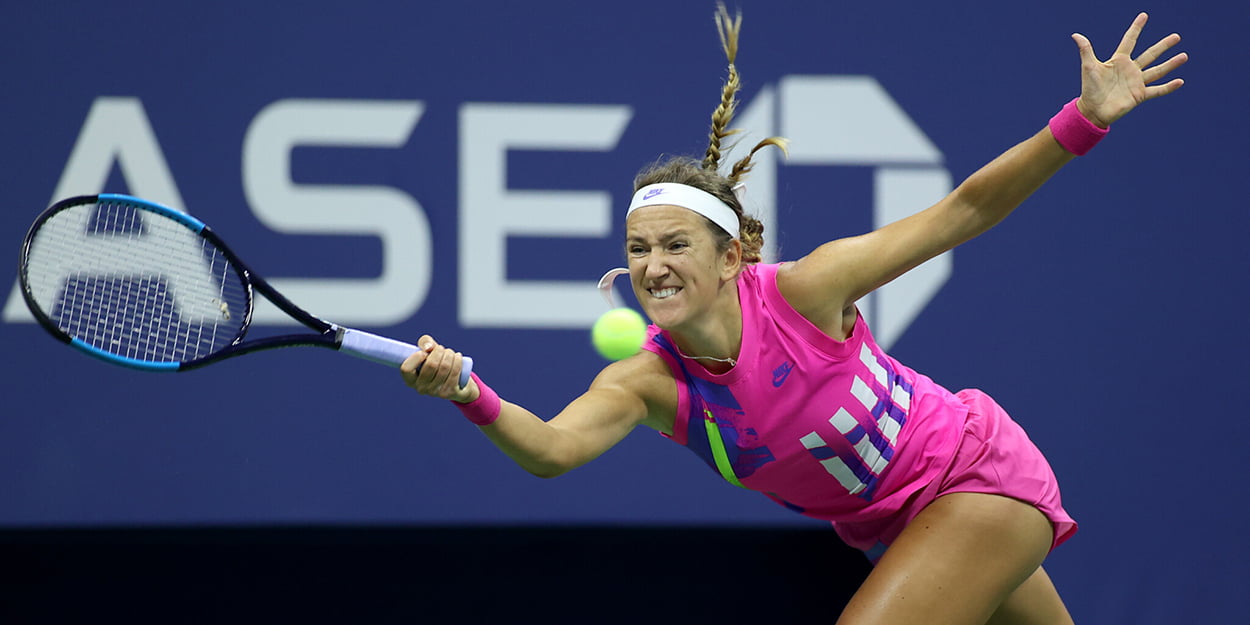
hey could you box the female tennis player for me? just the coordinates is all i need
[402,8,1185,624]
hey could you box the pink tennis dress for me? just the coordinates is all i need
[642,263,1076,563]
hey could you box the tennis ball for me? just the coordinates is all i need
[592,307,647,361]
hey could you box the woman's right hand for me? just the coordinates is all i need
[401,335,479,403]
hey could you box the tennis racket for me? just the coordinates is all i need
[18,193,472,387]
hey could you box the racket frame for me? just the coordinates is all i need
[19,194,469,384]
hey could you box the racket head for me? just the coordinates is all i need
[19,194,253,370]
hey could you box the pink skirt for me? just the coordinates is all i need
[832,388,1077,563]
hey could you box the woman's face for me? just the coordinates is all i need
[625,204,737,331]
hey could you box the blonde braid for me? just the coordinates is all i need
[702,3,743,172]
[633,5,790,266]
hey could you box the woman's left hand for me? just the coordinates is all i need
[1073,12,1188,128]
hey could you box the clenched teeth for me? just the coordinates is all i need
[650,287,680,299]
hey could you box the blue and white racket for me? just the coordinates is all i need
[18,193,472,386]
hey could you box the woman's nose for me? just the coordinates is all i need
[644,252,668,279]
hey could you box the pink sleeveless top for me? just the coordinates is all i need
[643,263,969,522]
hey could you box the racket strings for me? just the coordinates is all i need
[25,200,249,363]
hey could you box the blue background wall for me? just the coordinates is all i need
[2,1,1246,622]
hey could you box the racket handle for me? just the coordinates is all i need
[338,328,474,388]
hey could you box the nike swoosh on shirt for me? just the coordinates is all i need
[772,361,794,388]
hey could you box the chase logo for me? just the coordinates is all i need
[3,76,950,349]
[772,361,794,388]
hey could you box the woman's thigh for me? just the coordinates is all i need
[835,493,1057,625]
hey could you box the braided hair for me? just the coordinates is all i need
[633,3,788,265]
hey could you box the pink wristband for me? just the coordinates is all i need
[1048,98,1109,156]
[454,373,501,426]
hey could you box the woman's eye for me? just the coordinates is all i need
[669,242,688,251]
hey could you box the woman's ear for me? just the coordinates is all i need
[720,238,743,280]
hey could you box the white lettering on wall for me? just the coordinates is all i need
[458,103,631,328]
[242,99,432,326]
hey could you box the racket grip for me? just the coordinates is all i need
[338,328,473,388]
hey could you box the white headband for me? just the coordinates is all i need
[626,183,740,239]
